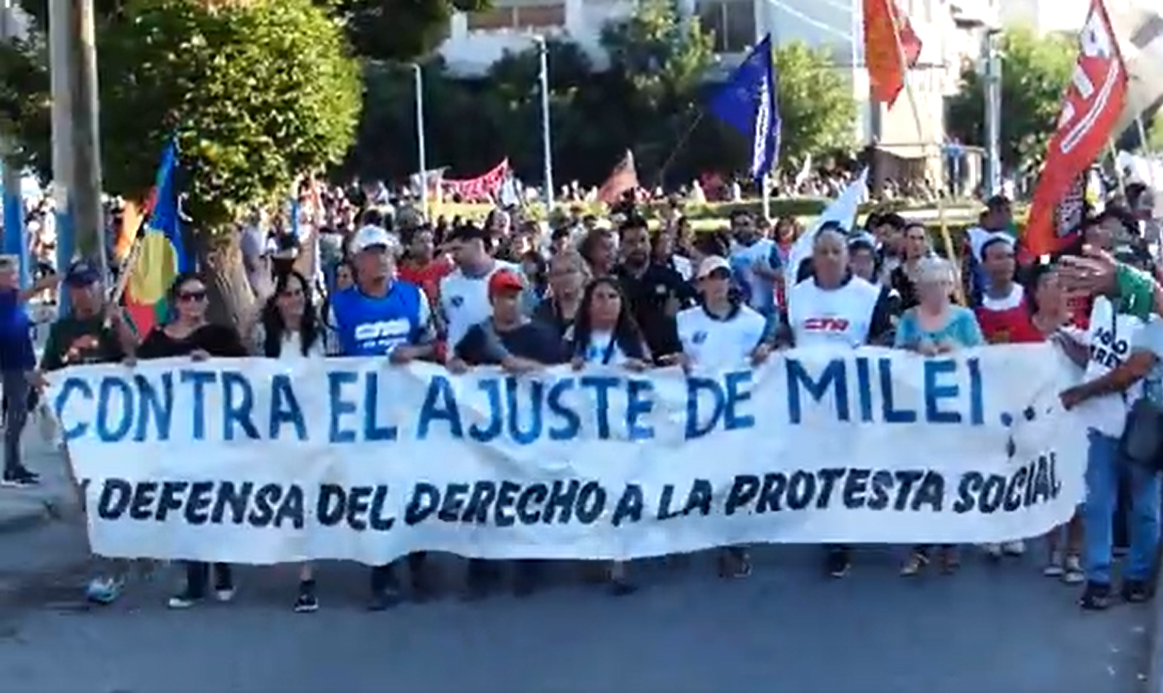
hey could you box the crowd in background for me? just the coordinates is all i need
[1,170,1162,615]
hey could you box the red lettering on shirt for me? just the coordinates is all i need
[803,317,851,332]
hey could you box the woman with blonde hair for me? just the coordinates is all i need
[894,256,984,575]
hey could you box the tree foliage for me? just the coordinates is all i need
[347,0,856,188]
[1148,113,1163,153]
[946,27,1075,169]
[0,0,362,233]
[322,0,491,63]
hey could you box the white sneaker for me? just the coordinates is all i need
[1043,550,1064,577]
[214,587,236,603]
[1062,554,1085,584]
[982,543,1003,559]
[1002,540,1026,556]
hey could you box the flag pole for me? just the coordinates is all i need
[1107,140,1129,199]
[883,0,964,304]
[653,111,706,190]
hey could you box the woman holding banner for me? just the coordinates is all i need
[252,269,326,612]
[567,276,651,595]
[137,272,249,610]
[894,257,984,576]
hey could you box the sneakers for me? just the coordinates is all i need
[167,591,201,609]
[0,467,39,488]
[900,551,929,576]
[1062,555,1085,585]
[825,549,851,578]
[294,582,319,613]
[367,587,402,611]
[1122,579,1152,603]
[84,575,124,605]
[1043,550,1065,577]
[1079,581,1113,611]
[1002,540,1026,556]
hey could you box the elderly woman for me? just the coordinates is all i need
[894,256,984,576]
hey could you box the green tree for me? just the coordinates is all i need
[946,26,1075,169]
[0,0,361,322]
[323,0,492,62]
[770,41,857,170]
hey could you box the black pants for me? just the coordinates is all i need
[369,553,427,594]
[184,562,232,598]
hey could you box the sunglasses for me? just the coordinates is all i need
[177,290,207,302]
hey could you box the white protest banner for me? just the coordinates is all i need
[50,345,1086,565]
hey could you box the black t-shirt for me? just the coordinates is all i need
[616,262,695,359]
[455,320,567,367]
[138,323,248,360]
[531,297,577,339]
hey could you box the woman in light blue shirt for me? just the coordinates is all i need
[894,257,984,576]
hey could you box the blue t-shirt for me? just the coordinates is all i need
[729,238,776,314]
[329,281,429,357]
[894,305,984,349]
[0,289,34,371]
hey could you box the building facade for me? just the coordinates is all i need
[438,0,993,165]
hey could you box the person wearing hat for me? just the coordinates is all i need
[326,222,436,610]
[447,268,567,598]
[0,255,60,488]
[36,259,138,604]
[662,255,773,579]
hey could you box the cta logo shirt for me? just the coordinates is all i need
[787,276,881,349]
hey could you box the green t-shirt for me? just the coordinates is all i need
[1115,264,1157,321]
[40,315,124,372]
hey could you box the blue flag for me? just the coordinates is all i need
[707,34,780,180]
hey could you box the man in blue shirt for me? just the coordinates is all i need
[0,255,59,487]
[327,224,435,610]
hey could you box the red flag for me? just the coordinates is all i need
[598,150,638,205]
[1025,0,1128,257]
[863,0,922,107]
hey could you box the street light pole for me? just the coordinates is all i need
[412,63,428,221]
[534,36,554,213]
[48,0,73,306]
[984,29,1003,197]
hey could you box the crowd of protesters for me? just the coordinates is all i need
[2,177,1163,615]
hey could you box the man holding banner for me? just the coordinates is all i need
[327,223,437,610]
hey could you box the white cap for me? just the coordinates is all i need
[350,225,398,254]
[696,255,731,279]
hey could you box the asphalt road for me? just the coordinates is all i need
[0,526,1152,693]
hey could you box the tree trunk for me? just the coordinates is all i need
[196,230,256,329]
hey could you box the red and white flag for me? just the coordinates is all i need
[597,150,638,205]
[1025,0,1128,257]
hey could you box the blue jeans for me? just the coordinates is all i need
[1083,430,1161,584]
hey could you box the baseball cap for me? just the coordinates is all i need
[65,260,101,287]
[487,269,524,295]
[350,224,397,254]
[696,255,732,279]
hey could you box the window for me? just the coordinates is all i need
[697,0,756,54]
[466,3,566,31]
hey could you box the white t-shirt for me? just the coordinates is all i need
[253,324,327,360]
[1076,296,1146,437]
[676,304,766,370]
[787,276,882,349]
[580,329,629,366]
[438,260,520,351]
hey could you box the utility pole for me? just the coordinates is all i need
[534,36,554,213]
[68,0,105,277]
[0,0,27,287]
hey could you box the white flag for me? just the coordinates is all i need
[786,168,869,291]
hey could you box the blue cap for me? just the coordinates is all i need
[65,260,101,287]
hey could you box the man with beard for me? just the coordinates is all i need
[615,216,695,360]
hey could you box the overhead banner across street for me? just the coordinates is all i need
[49,347,1087,565]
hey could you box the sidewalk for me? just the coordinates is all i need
[0,426,78,535]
